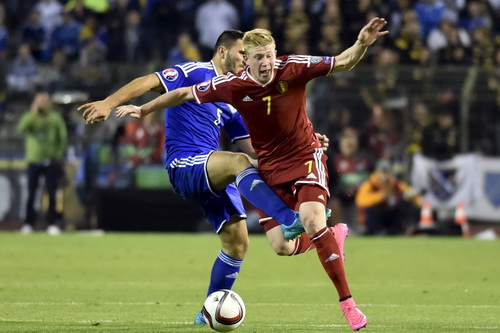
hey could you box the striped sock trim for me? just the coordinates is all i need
[311,227,329,242]
[235,166,259,187]
[218,250,243,267]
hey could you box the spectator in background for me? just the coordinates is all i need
[471,26,496,66]
[105,0,131,62]
[71,37,110,99]
[6,43,40,95]
[78,14,106,46]
[421,108,459,160]
[414,0,448,40]
[34,0,64,50]
[142,0,180,61]
[405,101,432,156]
[195,0,239,59]
[0,4,9,62]
[355,159,421,235]
[17,92,68,235]
[461,0,491,33]
[329,130,373,232]
[20,10,46,61]
[65,0,93,23]
[283,0,310,53]
[119,114,165,167]
[427,15,471,65]
[386,0,415,41]
[123,10,142,62]
[393,9,425,64]
[51,11,82,61]
[360,103,401,161]
[166,31,202,67]
[37,48,68,92]
[315,19,344,56]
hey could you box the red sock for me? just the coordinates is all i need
[290,232,315,255]
[311,227,351,299]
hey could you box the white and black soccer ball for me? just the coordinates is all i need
[202,289,246,332]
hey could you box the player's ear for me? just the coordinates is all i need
[218,46,226,59]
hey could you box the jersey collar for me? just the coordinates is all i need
[245,67,275,87]
[211,60,221,76]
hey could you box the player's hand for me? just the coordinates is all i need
[315,133,330,152]
[77,100,114,124]
[116,105,144,119]
[357,17,388,47]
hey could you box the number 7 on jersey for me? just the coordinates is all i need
[262,96,271,115]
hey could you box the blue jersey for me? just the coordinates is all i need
[154,61,248,232]
[154,61,249,167]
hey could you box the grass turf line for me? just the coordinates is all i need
[0,232,499,332]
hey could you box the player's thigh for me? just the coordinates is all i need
[207,151,252,190]
[219,217,249,259]
[265,225,295,256]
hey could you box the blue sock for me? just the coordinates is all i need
[207,250,244,296]
[236,166,295,226]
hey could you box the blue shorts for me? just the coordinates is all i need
[167,151,246,233]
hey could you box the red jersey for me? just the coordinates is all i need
[192,55,335,172]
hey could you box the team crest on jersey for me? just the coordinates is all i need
[196,81,211,91]
[276,80,288,94]
[311,56,323,64]
[162,68,179,81]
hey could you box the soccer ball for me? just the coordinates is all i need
[202,289,246,332]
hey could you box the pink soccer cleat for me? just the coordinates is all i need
[331,223,349,262]
[340,297,367,331]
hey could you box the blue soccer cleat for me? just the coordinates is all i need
[281,212,305,239]
[194,312,206,325]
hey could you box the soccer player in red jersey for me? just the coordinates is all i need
[116,18,388,331]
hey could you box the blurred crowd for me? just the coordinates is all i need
[1,0,500,234]
[1,0,499,87]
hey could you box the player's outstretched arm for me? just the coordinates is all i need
[142,86,195,114]
[333,17,388,73]
[116,86,195,118]
[78,74,162,124]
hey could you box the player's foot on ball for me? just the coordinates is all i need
[331,223,349,262]
[280,212,305,239]
[193,312,206,325]
[340,297,367,331]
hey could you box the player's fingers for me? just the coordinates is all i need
[82,108,94,119]
[77,103,89,111]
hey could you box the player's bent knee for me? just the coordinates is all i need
[269,240,294,256]
[232,153,253,170]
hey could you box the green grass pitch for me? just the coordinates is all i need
[0,232,499,332]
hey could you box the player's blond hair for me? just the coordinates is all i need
[242,28,275,53]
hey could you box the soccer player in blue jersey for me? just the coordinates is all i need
[79,30,345,326]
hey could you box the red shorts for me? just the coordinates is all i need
[258,149,330,232]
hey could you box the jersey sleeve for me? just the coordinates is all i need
[295,55,336,80]
[284,55,335,82]
[154,66,188,92]
[191,74,234,105]
[224,108,250,143]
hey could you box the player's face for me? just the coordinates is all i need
[245,44,276,84]
[224,39,246,74]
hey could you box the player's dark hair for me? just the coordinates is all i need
[213,29,244,56]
